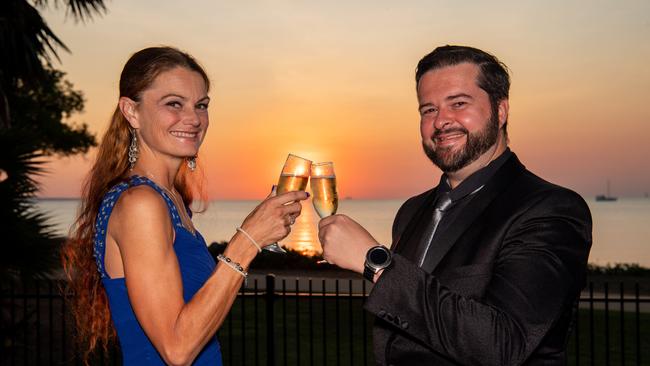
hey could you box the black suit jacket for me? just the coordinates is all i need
[365,154,592,365]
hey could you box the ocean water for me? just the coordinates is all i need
[36,197,650,267]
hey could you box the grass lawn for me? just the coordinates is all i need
[218,292,374,366]
[568,308,650,365]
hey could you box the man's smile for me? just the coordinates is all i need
[434,131,466,149]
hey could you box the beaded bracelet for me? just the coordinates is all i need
[236,227,262,253]
[217,254,248,278]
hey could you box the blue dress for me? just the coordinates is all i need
[93,175,222,365]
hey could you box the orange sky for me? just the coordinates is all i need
[38,1,650,199]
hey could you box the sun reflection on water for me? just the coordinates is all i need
[281,202,322,256]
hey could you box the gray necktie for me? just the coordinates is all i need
[418,193,453,267]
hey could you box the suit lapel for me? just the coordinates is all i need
[421,156,526,273]
[392,189,437,262]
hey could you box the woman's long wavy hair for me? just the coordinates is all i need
[61,46,210,361]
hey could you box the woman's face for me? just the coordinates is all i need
[126,67,210,163]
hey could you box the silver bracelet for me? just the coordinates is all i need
[236,227,262,253]
[217,254,248,278]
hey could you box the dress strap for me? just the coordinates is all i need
[93,175,185,279]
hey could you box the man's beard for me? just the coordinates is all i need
[422,111,500,173]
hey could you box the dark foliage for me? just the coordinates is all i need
[0,0,105,280]
[587,263,650,277]
[0,129,64,282]
[9,66,95,156]
[209,241,650,277]
[0,0,107,90]
[0,67,95,281]
[208,241,341,272]
[0,0,105,128]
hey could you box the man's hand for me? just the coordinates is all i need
[318,214,379,274]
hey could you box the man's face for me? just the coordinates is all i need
[417,63,501,173]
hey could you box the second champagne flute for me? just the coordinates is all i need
[266,154,312,253]
[310,162,338,218]
[311,162,338,264]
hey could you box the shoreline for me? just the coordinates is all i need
[246,269,650,293]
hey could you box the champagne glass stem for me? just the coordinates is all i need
[265,242,287,253]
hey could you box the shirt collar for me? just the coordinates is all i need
[437,148,513,202]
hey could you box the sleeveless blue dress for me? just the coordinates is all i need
[93,175,222,365]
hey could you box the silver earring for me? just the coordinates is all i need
[128,129,138,170]
[186,156,197,172]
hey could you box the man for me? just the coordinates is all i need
[318,45,592,365]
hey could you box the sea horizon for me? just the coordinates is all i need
[34,193,650,200]
[34,197,650,267]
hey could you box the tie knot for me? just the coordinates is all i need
[435,193,453,212]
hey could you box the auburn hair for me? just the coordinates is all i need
[61,46,209,362]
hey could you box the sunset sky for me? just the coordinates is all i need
[38,0,650,199]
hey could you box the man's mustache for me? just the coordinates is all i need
[432,127,468,139]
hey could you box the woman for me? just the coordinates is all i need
[62,46,307,365]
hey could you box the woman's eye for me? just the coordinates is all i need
[196,103,209,110]
[167,101,182,108]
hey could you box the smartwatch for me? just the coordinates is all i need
[363,245,392,282]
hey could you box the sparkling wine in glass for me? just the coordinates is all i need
[277,173,309,195]
[266,154,312,253]
[310,162,338,218]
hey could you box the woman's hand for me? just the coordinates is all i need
[240,188,309,247]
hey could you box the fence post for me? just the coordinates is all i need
[266,274,276,366]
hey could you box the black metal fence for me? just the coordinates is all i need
[1,276,648,365]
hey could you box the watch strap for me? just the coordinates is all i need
[363,265,376,282]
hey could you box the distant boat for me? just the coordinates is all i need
[595,194,617,202]
[596,180,617,202]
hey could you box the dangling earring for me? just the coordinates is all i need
[128,129,138,170]
[186,155,197,172]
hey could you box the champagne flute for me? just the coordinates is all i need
[310,162,338,218]
[266,154,312,253]
[311,162,338,264]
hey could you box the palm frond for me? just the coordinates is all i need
[0,0,69,88]
[32,0,107,22]
[0,129,63,281]
[64,0,107,22]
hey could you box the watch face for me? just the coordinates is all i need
[369,247,389,266]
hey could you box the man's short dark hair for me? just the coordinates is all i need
[416,45,510,134]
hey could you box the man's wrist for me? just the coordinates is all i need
[373,269,384,283]
[363,245,392,282]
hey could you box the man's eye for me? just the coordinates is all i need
[196,103,209,110]
[453,102,466,108]
[422,108,436,115]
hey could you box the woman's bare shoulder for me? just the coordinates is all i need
[109,184,173,243]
